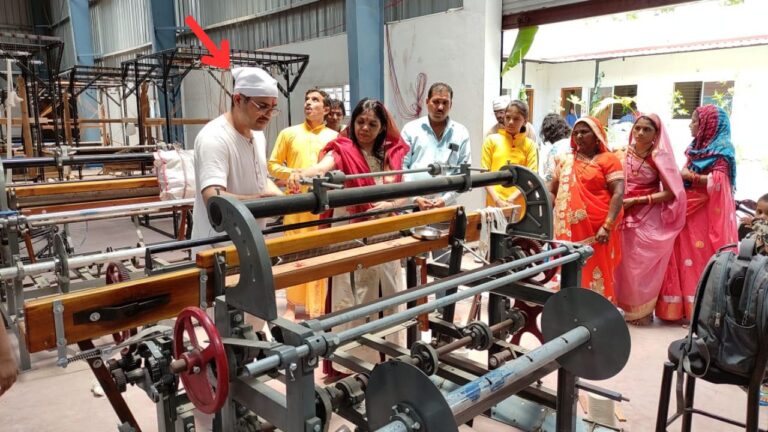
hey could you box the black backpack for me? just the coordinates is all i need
[679,237,768,378]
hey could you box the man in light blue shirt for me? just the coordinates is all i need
[401,82,471,210]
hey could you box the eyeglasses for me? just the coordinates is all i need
[249,100,280,116]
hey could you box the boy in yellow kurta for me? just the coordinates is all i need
[268,89,338,318]
[482,100,538,209]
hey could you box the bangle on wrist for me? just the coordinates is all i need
[647,194,653,205]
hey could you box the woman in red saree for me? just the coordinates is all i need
[549,117,625,302]
[657,105,737,321]
[288,98,409,373]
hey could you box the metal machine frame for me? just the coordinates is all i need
[120,46,310,146]
[15,166,630,431]
[0,32,65,154]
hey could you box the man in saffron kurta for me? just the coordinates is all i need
[268,89,338,318]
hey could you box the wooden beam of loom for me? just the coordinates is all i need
[0,117,52,125]
[144,118,211,126]
[62,93,73,146]
[23,269,203,352]
[15,77,34,158]
[66,118,210,126]
[23,206,518,353]
[10,177,159,198]
[196,206,462,268]
[72,118,139,124]
[20,196,161,216]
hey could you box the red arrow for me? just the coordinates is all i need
[185,15,230,69]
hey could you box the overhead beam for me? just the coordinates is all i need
[502,0,694,29]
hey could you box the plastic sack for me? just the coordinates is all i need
[154,149,195,200]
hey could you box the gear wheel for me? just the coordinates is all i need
[112,368,128,393]
[509,238,557,285]
[146,357,162,383]
[235,413,261,432]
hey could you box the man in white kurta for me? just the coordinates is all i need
[191,67,283,243]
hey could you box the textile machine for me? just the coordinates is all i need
[0,153,191,369]
[14,165,630,431]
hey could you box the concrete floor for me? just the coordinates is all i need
[0,217,765,431]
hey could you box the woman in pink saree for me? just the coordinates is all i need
[657,105,738,322]
[615,114,686,324]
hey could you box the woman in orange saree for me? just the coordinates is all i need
[549,117,625,302]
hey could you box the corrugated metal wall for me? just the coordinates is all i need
[385,0,463,22]
[501,0,585,16]
[91,0,153,67]
[15,0,465,67]
[43,0,75,69]
[175,0,464,50]
[176,0,346,50]
[53,22,75,69]
[0,0,34,31]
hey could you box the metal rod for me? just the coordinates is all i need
[342,166,434,180]
[315,246,569,331]
[228,170,514,220]
[22,198,193,225]
[0,153,154,169]
[0,246,146,280]
[263,204,417,233]
[435,319,517,356]
[336,253,579,345]
[146,204,418,255]
[242,251,583,377]
[375,326,591,432]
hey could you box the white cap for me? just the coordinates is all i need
[232,67,278,98]
[492,95,511,111]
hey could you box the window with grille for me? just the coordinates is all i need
[612,85,638,120]
[702,81,735,114]
[673,82,703,119]
[320,84,351,115]
[672,81,735,119]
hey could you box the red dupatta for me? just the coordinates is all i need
[319,131,409,215]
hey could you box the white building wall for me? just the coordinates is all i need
[267,33,349,153]
[504,45,768,199]
[384,0,501,210]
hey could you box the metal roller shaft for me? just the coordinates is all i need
[0,153,154,169]
[24,198,193,226]
[147,203,417,254]
[341,166,434,180]
[222,170,515,221]
[375,326,591,432]
[314,246,568,332]
[242,251,583,377]
[0,246,145,280]
[435,319,518,356]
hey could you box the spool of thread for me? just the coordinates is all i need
[587,393,617,427]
